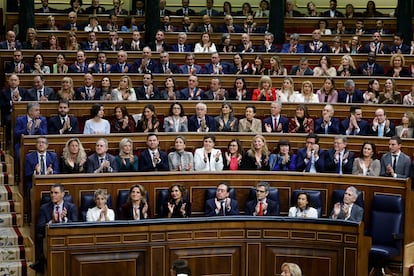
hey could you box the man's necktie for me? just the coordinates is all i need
[38,90,42,100]
[30,119,36,135]
[55,205,60,222]
[220,201,226,216]
[258,202,264,216]
[40,154,46,175]
[99,157,104,165]
[164,64,168,73]
[274,118,278,132]
[392,155,397,171]
[179,45,184,52]
[338,152,343,175]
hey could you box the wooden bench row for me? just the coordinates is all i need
[32,172,412,273]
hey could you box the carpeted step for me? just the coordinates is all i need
[0,261,27,276]
[0,184,12,201]
[0,246,27,261]
[0,227,24,247]
[0,213,23,227]
[0,201,21,213]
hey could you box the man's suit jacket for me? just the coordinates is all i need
[196,24,216,33]
[35,6,58,13]
[62,22,82,30]
[170,43,192,52]
[133,58,158,73]
[154,62,179,74]
[0,40,22,50]
[362,42,388,54]
[256,44,279,53]
[380,152,411,178]
[24,151,59,191]
[330,203,363,222]
[25,86,55,101]
[262,116,289,133]
[296,147,325,173]
[178,87,204,100]
[100,39,125,51]
[340,118,369,136]
[148,41,169,52]
[188,115,216,132]
[304,41,329,53]
[202,89,229,100]
[245,199,279,216]
[368,121,396,137]
[14,115,48,143]
[324,148,355,174]
[68,63,89,73]
[389,44,411,54]
[320,10,344,17]
[0,87,28,124]
[175,7,196,16]
[138,149,169,172]
[314,117,340,135]
[203,62,232,74]
[109,63,133,73]
[290,65,314,75]
[91,62,111,74]
[135,85,160,100]
[86,153,118,173]
[75,86,102,101]
[47,115,80,134]
[357,62,384,76]
[80,41,101,51]
[219,24,242,33]
[337,90,364,103]
[5,61,31,73]
[238,118,262,133]
[205,198,240,216]
[37,201,78,237]
[199,9,220,16]
[178,64,202,74]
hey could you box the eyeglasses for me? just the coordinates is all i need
[256,190,266,193]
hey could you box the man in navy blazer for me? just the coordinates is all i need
[26,75,55,101]
[340,106,369,136]
[256,32,279,53]
[68,50,90,73]
[245,182,279,216]
[380,136,411,178]
[154,51,179,74]
[357,52,384,76]
[5,50,31,73]
[324,136,355,175]
[369,108,396,137]
[178,75,204,100]
[338,80,364,103]
[203,52,232,74]
[389,33,411,54]
[75,73,101,100]
[139,134,169,172]
[320,0,344,17]
[296,133,325,173]
[169,32,193,52]
[0,30,22,50]
[199,0,219,16]
[205,183,239,216]
[330,186,363,222]
[263,102,289,133]
[220,15,242,33]
[135,73,161,100]
[24,136,59,192]
[281,33,305,53]
[110,50,133,73]
[32,183,78,272]
[188,102,216,132]
[133,46,158,73]
[80,31,100,51]
[178,53,202,74]
[14,102,48,158]
[314,104,340,135]
[48,100,80,135]
[304,29,329,53]
[175,0,196,16]
[86,138,118,173]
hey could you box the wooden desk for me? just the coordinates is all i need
[46,218,370,276]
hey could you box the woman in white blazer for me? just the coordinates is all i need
[194,134,223,171]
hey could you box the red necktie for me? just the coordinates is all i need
[258,202,264,216]
[274,118,278,131]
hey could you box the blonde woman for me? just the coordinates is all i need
[277,77,298,102]
[378,78,401,104]
[281,262,302,276]
[252,75,276,101]
[115,138,139,172]
[291,81,319,103]
[337,54,357,76]
[241,134,269,170]
[61,137,87,173]
[57,77,75,100]
[22,28,42,50]
[395,112,414,138]
[111,75,137,101]
[265,55,287,76]
[86,189,115,222]
[65,31,80,50]
[387,53,410,77]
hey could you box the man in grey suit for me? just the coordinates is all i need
[330,186,363,222]
[86,138,118,173]
[26,75,55,101]
[380,136,411,178]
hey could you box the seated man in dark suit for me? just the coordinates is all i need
[203,77,228,100]
[127,31,146,51]
[304,29,329,53]
[62,12,81,31]
[196,15,216,33]
[362,32,388,54]
[389,32,411,54]
[80,31,100,51]
[24,136,59,192]
[139,133,169,172]
[159,0,172,16]
[314,104,340,135]
[86,138,118,173]
[68,50,90,73]
[178,75,204,100]
[320,0,344,17]
[290,57,314,76]
[245,182,278,216]
[48,99,80,135]
[91,52,112,73]
[170,32,192,53]
[205,183,239,216]
[5,50,31,73]
[14,102,48,158]
[110,50,133,73]
[236,33,255,53]
[0,30,22,50]
[324,135,354,175]
[380,136,411,178]
[84,0,106,14]
[330,186,363,222]
[135,73,160,100]
[178,53,202,75]
[281,33,304,53]
[219,15,242,33]
[133,46,158,73]
[175,0,196,16]
[75,73,101,100]
[148,30,169,53]
[338,79,364,103]
[154,51,179,74]
[368,108,395,137]
[340,105,369,136]
[296,133,325,173]
[26,75,55,102]
[357,52,384,76]
[203,52,232,74]
[35,0,58,12]
[200,0,219,16]
[31,183,78,273]
[256,32,279,53]
[263,101,289,133]
[100,31,126,51]
[188,102,216,132]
